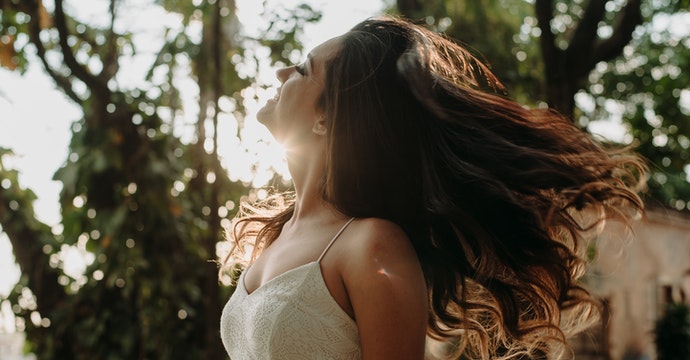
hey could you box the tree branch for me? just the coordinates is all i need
[590,0,642,66]
[99,0,120,82]
[54,0,109,97]
[24,0,83,103]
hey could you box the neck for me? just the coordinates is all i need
[284,144,332,221]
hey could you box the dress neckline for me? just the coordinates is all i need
[241,217,356,296]
[241,261,319,296]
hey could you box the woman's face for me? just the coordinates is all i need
[257,36,343,147]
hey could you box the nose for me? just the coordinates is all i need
[276,67,291,83]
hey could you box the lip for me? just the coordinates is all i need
[272,87,282,101]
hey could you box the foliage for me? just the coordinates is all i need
[654,302,690,360]
[387,0,541,105]
[392,0,690,210]
[0,0,319,358]
[589,4,690,210]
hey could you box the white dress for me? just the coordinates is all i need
[220,218,361,359]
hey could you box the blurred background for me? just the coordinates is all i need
[0,0,688,359]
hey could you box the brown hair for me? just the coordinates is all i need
[228,16,645,359]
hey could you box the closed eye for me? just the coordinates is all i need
[294,62,307,76]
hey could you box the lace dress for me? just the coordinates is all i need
[220,218,361,359]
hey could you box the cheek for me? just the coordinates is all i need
[279,91,318,118]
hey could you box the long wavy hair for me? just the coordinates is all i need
[226,16,645,359]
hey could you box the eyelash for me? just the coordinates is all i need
[295,63,307,75]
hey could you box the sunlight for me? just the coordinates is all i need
[0,235,20,297]
[0,0,385,344]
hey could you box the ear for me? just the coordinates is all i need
[312,116,327,136]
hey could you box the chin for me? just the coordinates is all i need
[256,113,281,143]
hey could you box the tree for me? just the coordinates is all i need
[393,0,643,116]
[392,0,690,210]
[0,0,319,358]
[590,1,690,209]
[393,0,542,104]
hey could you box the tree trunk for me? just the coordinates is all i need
[0,189,64,316]
[397,0,423,18]
[536,0,642,119]
[397,0,643,121]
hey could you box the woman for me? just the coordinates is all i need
[220,16,645,359]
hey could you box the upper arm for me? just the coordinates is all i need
[342,219,428,360]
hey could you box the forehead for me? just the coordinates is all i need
[308,36,343,68]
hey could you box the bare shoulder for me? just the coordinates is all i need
[342,217,416,261]
[340,218,427,359]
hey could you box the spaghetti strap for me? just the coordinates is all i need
[317,217,355,263]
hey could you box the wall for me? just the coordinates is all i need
[578,207,690,360]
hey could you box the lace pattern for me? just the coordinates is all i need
[220,261,361,359]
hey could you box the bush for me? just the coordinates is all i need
[654,302,690,360]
